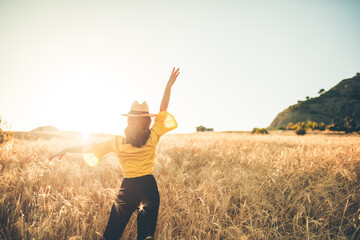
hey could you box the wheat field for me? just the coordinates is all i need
[1,133,359,239]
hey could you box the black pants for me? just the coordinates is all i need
[102,174,160,240]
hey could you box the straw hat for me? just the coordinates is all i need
[121,101,157,117]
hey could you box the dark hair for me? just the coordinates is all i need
[124,116,151,148]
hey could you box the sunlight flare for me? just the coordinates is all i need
[81,131,89,143]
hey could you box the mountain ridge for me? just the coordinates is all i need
[270,73,360,129]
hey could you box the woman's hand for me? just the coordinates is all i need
[160,67,180,112]
[49,150,66,161]
[167,67,180,88]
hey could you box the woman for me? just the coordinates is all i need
[50,67,180,240]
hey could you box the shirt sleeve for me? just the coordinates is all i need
[151,112,177,144]
[83,136,122,167]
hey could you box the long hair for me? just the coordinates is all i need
[124,116,151,148]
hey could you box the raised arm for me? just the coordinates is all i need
[160,67,180,112]
[49,144,95,161]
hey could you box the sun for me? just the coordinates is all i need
[40,68,131,135]
[81,131,90,143]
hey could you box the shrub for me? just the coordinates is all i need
[286,122,295,130]
[327,123,342,131]
[318,122,326,131]
[312,122,319,130]
[305,120,314,130]
[196,125,214,132]
[0,116,12,144]
[295,122,306,129]
[295,126,306,135]
[327,118,360,133]
[0,128,4,143]
[343,117,358,133]
[252,128,269,134]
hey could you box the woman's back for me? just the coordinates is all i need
[85,111,177,178]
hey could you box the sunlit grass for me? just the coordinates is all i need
[0,133,359,239]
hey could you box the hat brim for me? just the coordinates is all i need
[121,113,157,117]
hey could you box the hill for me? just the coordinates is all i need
[270,73,360,129]
[30,125,59,132]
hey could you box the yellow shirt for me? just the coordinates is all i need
[84,111,177,178]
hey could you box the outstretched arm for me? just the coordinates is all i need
[49,144,94,161]
[160,67,180,112]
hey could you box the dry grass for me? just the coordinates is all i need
[1,133,360,239]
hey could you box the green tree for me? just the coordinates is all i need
[286,122,295,130]
[318,122,326,131]
[343,117,357,133]
[305,120,313,129]
[295,125,306,135]
[312,122,319,130]
[318,88,325,95]
[327,118,360,133]
[295,122,306,129]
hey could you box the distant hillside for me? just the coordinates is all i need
[31,125,59,132]
[270,73,360,129]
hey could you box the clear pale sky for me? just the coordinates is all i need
[1,0,359,134]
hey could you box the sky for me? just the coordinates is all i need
[0,0,360,134]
